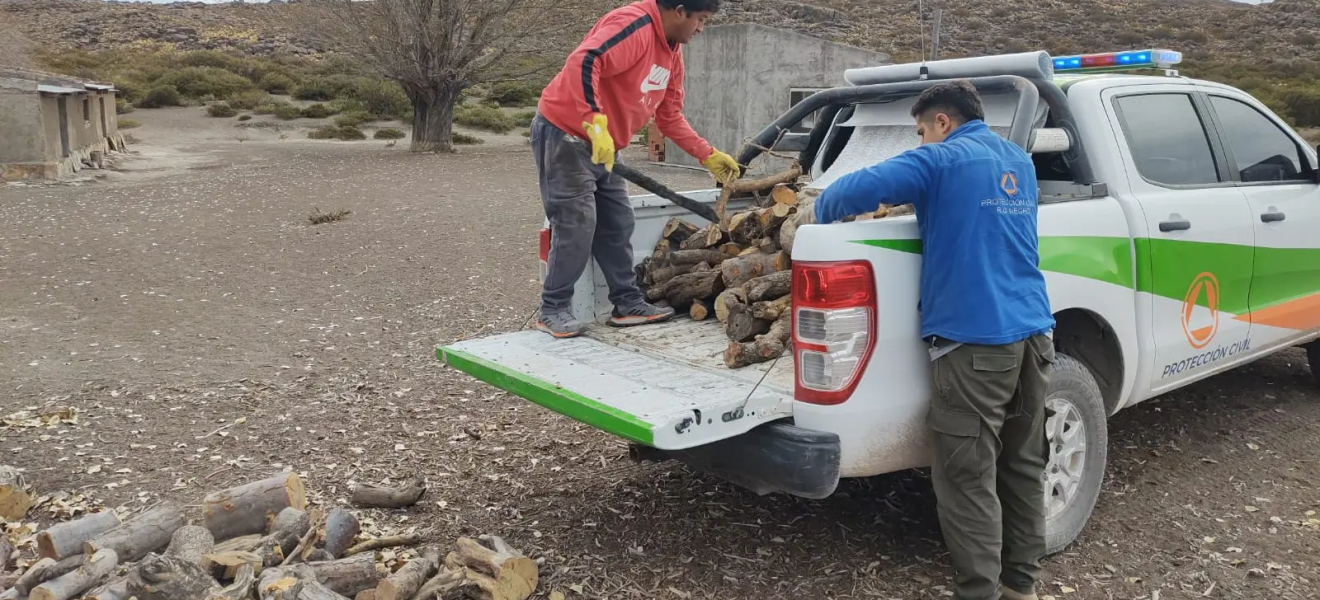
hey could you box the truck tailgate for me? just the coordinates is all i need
[437,327,795,450]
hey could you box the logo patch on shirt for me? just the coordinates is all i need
[1001,172,1019,196]
[640,64,671,93]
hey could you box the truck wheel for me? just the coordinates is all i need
[1307,342,1320,388]
[1043,353,1108,556]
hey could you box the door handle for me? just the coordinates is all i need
[1261,211,1286,223]
[1159,219,1191,232]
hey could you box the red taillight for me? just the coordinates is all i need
[792,260,876,405]
[538,227,551,282]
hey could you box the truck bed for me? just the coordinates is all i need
[584,317,796,392]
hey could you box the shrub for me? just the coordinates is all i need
[349,79,410,119]
[118,118,142,129]
[308,124,367,140]
[226,90,269,111]
[1277,86,1320,128]
[259,73,297,95]
[512,110,536,128]
[374,128,406,140]
[335,111,373,127]
[455,104,516,133]
[294,77,337,101]
[238,114,252,122]
[271,103,304,120]
[138,85,182,108]
[488,81,541,107]
[115,98,135,114]
[300,103,338,119]
[453,132,484,145]
[156,67,255,100]
[207,103,238,118]
[111,74,150,103]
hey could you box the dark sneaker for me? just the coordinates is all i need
[536,311,585,338]
[608,302,675,327]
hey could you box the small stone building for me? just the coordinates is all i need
[659,23,890,176]
[0,67,127,181]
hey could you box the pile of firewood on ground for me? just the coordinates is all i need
[0,468,537,600]
[636,161,912,369]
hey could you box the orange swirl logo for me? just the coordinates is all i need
[1181,272,1220,349]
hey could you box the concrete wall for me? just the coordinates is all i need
[0,85,45,164]
[664,23,889,175]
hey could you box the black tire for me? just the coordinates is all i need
[1043,353,1108,556]
[1308,342,1320,389]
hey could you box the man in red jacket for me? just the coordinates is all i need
[530,0,739,338]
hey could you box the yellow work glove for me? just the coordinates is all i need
[701,149,741,186]
[582,113,615,171]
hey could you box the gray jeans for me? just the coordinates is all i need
[530,113,643,313]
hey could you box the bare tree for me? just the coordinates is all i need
[301,0,591,152]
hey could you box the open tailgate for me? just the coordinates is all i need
[437,330,795,450]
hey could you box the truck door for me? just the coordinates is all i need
[1198,89,1320,347]
[1106,87,1256,394]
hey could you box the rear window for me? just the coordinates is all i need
[1114,93,1220,187]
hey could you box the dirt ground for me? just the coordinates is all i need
[2,108,1318,600]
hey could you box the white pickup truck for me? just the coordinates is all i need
[438,49,1320,554]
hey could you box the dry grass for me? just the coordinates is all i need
[308,206,351,225]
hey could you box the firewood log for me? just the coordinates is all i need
[350,477,426,510]
[37,511,120,561]
[281,508,324,566]
[771,202,795,218]
[668,249,725,266]
[679,224,725,250]
[689,300,712,321]
[270,507,311,555]
[725,303,770,343]
[646,264,694,287]
[720,251,790,289]
[82,577,129,600]
[750,296,792,321]
[771,183,798,207]
[661,218,701,244]
[726,211,763,246]
[778,197,815,254]
[203,550,265,580]
[0,534,13,572]
[745,271,792,303]
[165,525,215,566]
[663,270,725,310]
[374,546,440,600]
[717,243,742,259]
[322,508,359,559]
[650,238,670,262]
[84,501,185,563]
[308,553,385,597]
[724,312,793,368]
[9,556,82,597]
[409,569,465,600]
[0,465,32,522]
[714,288,747,323]
[354,591,375,600]
[30,549,118,600]
[126,553,221,600]
[203,472,308,541]
[209,563,255,600]
[342,535,422,558]
[714,163,803,227]
[887,203,915,216]
[442,535,538,600]
[260,563,348,600]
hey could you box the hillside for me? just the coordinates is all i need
[3,0,1319,65]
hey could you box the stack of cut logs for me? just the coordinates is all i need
[0,472,538,600]
[635,164,913,369]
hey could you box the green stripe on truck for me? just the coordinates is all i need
[853,236,1134,287]
[437,346,656,446]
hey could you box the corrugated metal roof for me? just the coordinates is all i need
[84,84,115,91]
[37,84,86,94]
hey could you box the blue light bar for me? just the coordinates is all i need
[1052,49,1182,72]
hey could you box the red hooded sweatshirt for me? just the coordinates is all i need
[537,0,714,162]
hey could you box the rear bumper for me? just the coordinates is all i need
[630,419,841,500]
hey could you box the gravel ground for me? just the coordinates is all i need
[1,108,1318,600]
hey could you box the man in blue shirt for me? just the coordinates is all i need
[814,80,1056,600]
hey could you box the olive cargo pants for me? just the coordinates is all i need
[926,334,1055,599]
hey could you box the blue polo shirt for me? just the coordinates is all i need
[814,119,1055,345]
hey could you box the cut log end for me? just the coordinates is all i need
[202,472,307,542]
[689,300,712,321]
